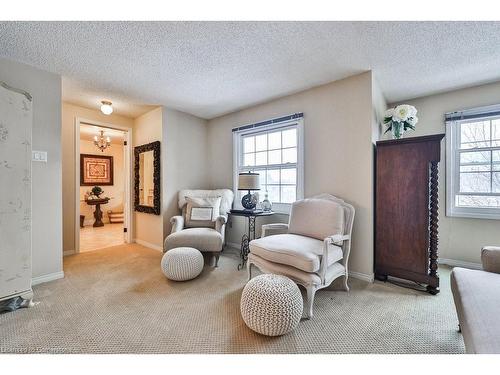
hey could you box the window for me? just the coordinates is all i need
[446,105,500,219]
[233,114,304,214]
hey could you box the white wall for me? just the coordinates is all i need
[207,72,378,278]
[133,107,164,249]
[162,107,210,236]
[390,81,500,265]
[61,102,134,252]
[132,106,210,249]
[0,57,62,279]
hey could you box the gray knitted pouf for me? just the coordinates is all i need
[241,274,303,336]
[161,247,204,281]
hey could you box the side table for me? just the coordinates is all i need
[85,198,110,227]
[227,210,274,270]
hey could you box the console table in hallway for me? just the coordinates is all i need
[85,198,110,227]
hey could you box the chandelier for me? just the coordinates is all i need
[94,130,111,152]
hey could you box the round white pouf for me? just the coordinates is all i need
[240,274,303,336]
[161,247,204,281]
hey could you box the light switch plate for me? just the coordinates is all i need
[32,150,47,162]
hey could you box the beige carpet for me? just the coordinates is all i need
[0,244,465,354]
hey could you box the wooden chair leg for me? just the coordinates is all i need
[305,285,317,319]
[343,274,350,292]
[247,262,253,280]
[214,253,220,267]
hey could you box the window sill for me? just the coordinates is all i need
[447,208,500,220]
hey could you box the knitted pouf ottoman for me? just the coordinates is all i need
[161,247,204,281]
[240,274,303,336]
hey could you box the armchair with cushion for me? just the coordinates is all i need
[247,193,355,319]
[164,189,234,267]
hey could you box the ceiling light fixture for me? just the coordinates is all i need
[94,130,111,152]
[100,100,113,115]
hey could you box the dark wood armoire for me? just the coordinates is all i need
[375,134,445,294]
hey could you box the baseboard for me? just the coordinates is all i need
[32,271,64,286]
[439,258,482,270]
[134,238,163,252]
[349,271,375,283]
[63,249,75,256]
[226,242,241,250]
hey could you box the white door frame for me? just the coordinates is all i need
[74,117,133,253]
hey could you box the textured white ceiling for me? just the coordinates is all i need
[1,21,500,119]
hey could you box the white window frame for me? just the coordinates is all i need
[233,116,304,214]
[446,107,500,220]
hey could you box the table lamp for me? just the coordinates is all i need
[238,172,260,210]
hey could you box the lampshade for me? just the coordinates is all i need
[238,172,260,191]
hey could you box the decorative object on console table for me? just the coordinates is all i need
[228,209,274,270]
[238,172,260,210]
[375,134,445,294]
[383,104,418,139]
[261,191,272,212]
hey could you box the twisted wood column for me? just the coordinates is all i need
[428,161,440,294]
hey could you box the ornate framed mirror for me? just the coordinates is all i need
[134,141,161,215]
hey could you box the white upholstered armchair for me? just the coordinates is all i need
[248,194,355,319]
[164,189,234,267]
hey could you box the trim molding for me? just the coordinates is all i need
[349,271,375,283]
[134,238,163,252]
[32,271,64,286]
[63,249,76,256]
[439,258,482,270]
[226,242,241,250]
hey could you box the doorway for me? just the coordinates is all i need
[75,118,133,253]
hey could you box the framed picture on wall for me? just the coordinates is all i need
[80,154,114,186]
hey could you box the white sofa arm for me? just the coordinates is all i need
[481,246,500,274]
[261,223,289,237]
[170,215,184,234]
[215,215,227,234]
[328,234,351,246]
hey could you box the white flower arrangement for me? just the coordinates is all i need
[384,104,418,139]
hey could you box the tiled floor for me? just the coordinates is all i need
[79,223,124,252]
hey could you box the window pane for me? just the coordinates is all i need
[255,134,267,152]
[282,147,297,164]
[244,153,255,166]
[281,186,296,203]
[494,150,500,171]
[282,128,297,148]
[494,173,500,193]
[243,136,255,153]
[281,168,297,184]
[268,131,281,150]
[255,151,267,166]
[267,169,280,184]
[256,170,266,187]
[492,120,500,146]
[268,150,281,164]
[457,195,500,208]
[460,151,491,165]
[460,172,491,193]
[266,185,280,203]
[460,120,491,149]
